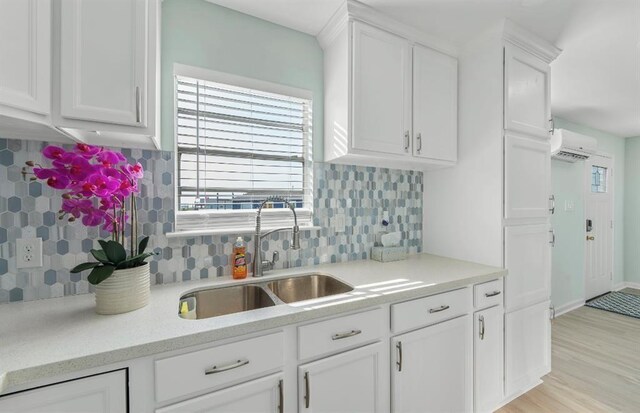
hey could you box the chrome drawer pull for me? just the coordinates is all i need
[332,329,362,340]
[304,371,311,408]
[479,315,485,340]
[485,290,502,298]
[278,379,284,413]
[429,305,450,314]
[396,341,403,372]
[204,359,249,375]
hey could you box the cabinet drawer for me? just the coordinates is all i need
[474,279,503,309]
[155,332,283,403]
[391,288,471,333]
[298,308,384,360]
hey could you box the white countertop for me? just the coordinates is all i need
[0,253,506,394]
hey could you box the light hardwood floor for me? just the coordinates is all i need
[498,289,640,413]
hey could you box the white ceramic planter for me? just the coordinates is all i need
[94,263,150,315]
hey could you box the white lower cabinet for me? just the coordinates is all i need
[504,300,551,398]
[0,369,127,413]
[391,315,472,413]
[474,306,504,413]
[299,342,383,412]
[156,373,283,413]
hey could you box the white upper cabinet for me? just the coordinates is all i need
[504,44,551,139]
[352,21,411,156]
[53,0,160,149]
[319,1,458,170]
[0,0,50,115]
[504,133,551,219]
[412,44,457,162]
[59,0,147,127]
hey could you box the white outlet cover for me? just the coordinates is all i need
[16,238,43,269]
[334,214,346,233]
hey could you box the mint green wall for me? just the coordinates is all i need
[550,117,626,310]
[161,0,324,160]
[624,136,640,284]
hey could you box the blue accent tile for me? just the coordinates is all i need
[7,196,21,213]
[28,182,42,197]
[9,288,23,302]
[0,150,14,166]
[0,258,7,275]
[162,172,172,185]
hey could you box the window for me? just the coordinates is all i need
[591,165,607,193]
[174,67,313,232]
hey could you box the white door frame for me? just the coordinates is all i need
[584,152,614,300]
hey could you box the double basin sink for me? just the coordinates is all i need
[179,273,354,320]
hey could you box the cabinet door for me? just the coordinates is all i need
[392,315,472,413]
[504,223,551,311]
[0,0,50,114]
[352,21,411,156]
[156,373,283,413]
[474,306,504,413]
[299,342,382,412]
[505,301,551,398]
[59,0,147,126]
[504,45,550,139]
[504,134,551,219]
[412,44,457,162]
[0,370,127,412]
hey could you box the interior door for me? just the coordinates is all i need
[585,154,613,300]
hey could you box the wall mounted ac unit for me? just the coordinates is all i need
[550,128,597,162]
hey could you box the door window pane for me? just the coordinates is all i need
[591,166,607,193]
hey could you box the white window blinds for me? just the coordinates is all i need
[175,75,313,231]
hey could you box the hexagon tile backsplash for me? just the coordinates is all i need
[0,138,423,304]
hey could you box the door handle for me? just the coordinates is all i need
[586,235,595,241]
[278,379,284,413]
[396,341,403,372]
[485,290,501,298]
[549,195,555,215]
[416,132,422,154]
[429,305,450,313]
[404,131,410,152]
[135,86,141,123]
[332,329,362,340]
[549,118,554,134]
[549,229,556,247]
[304,371,310,408]
[479,315,485,340]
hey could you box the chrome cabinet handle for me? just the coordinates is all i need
[278,379,284,413]
[135,86,141,123]
[332,329,362,340]
[485,290,501,298]
[204,359,249,375]
[479,315,485,340]
[550,229,556,247]
[416,132,422,154]
[429,305,450,314]
[549,118,554,134]
[396,341,403,372]
[404,131,410,152]
[304,371,310,408]
[549,195,555,215]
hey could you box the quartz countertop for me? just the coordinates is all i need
[0,253,506,394]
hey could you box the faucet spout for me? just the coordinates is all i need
[253,196,300,277]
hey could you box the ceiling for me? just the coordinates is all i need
[207,0,640,137]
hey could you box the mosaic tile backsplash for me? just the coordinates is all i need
[0,138,423,304]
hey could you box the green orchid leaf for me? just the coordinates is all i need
[103,240,126,264]
[97,240,109,251]
[87,265,115,285]
[115,253,155,269]
[91,249,111,264]
[70,262,101,273]
[138,236,149,254]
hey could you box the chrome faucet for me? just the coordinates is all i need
[253,196,300,277]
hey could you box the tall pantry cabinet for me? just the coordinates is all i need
[423,20,561,407]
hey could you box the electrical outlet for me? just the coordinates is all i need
[16,238,43,269]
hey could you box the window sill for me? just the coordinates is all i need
[165,225,322,239]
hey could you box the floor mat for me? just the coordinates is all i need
[585,291,640,319]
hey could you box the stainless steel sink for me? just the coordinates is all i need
[266,273,354,303]
[179,284,275,319]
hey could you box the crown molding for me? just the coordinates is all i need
[317,0,458,57]
[502,19,562,63]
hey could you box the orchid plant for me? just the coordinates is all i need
[23,143,156,285]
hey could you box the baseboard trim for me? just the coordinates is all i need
[614,282,640,291]
[495,379,544,411]
[555,299,585,317]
